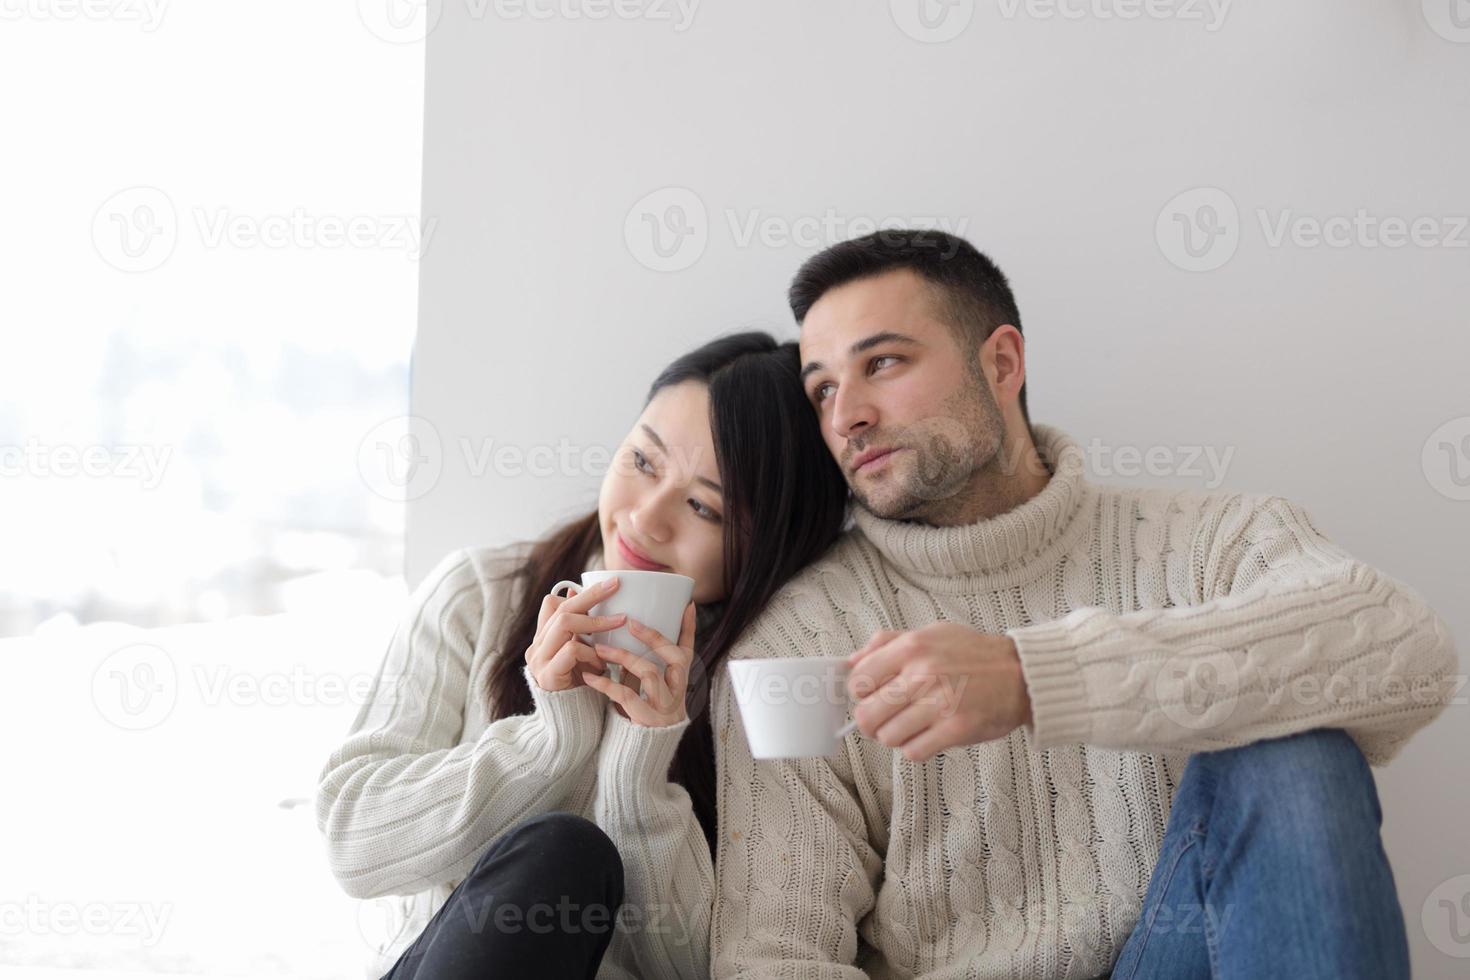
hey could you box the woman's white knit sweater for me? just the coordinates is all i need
[314,541,714,980]
[709,423,1459,979]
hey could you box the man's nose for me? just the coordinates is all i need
[830,386,876,439]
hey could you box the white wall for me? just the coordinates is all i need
[411,2,1470,973]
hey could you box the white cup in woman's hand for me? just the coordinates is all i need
[525,577,628,692]
[548,570,694,673]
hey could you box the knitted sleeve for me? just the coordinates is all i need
[313,545,608,900]
[591,703,715,980]
[711,622,883,979]
[1007,493,1460,765]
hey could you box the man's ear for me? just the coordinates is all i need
[984,325,1026,399]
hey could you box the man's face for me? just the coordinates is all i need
[798,268,1008,521]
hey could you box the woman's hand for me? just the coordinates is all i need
[525,577,627,692]
[584,601,696,727]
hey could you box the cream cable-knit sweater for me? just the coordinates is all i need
[708,423,1460,980]
[314,542,713,980]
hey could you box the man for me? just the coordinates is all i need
[709,230,1459,979]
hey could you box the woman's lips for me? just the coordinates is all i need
[615,533,667,570]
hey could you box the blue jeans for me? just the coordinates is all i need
[1109,727,1410,979]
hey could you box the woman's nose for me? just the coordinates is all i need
[628,500,672,543]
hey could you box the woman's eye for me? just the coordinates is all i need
[633,448,717,520]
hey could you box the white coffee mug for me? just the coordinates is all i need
[727,656,859,759]
[549,570,695,680]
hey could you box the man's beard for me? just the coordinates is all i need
[851,374,1006,522]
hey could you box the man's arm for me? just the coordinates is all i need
[711,631,882,979]
[1008,493,1460,764]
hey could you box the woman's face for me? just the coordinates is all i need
[597,380,727,605]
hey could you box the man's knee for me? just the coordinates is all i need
[1202,727,1382,829]
[1206,727,1366,776]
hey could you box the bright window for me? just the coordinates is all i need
[1,4,425,975]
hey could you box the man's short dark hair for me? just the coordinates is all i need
[788,229,1029,426]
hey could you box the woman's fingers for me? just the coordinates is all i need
[554,576,620,615]
[536,592,563,634]
[529,580,622,686]
[597,644,683,715]
[585,664,671,722]
[676,601,696,650]
[658,662,682,706]
[529,593,567,666]
[544,640,595,683]
[584,652,687,725]
[594,644,662,686]
[625,617,691,668]
[624,616,675,652]
[583,671,641,713]
[553,611,628,637]
[595,643,676,702]
[578,607,695,728]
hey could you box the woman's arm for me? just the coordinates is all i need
[591,705,715,980]
[313,546,608,900]
[581,604,715,980]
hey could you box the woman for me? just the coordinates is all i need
[314,332,849,979]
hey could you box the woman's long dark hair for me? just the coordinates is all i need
[479,331,849,853]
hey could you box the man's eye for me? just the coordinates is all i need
[812,356,899,404]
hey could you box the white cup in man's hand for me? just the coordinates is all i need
[727,656,857,759]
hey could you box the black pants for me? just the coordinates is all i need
[380,811,625,980]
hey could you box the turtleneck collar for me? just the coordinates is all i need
[849,423,1093,590]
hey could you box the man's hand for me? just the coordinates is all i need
[846,623,1033,761]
